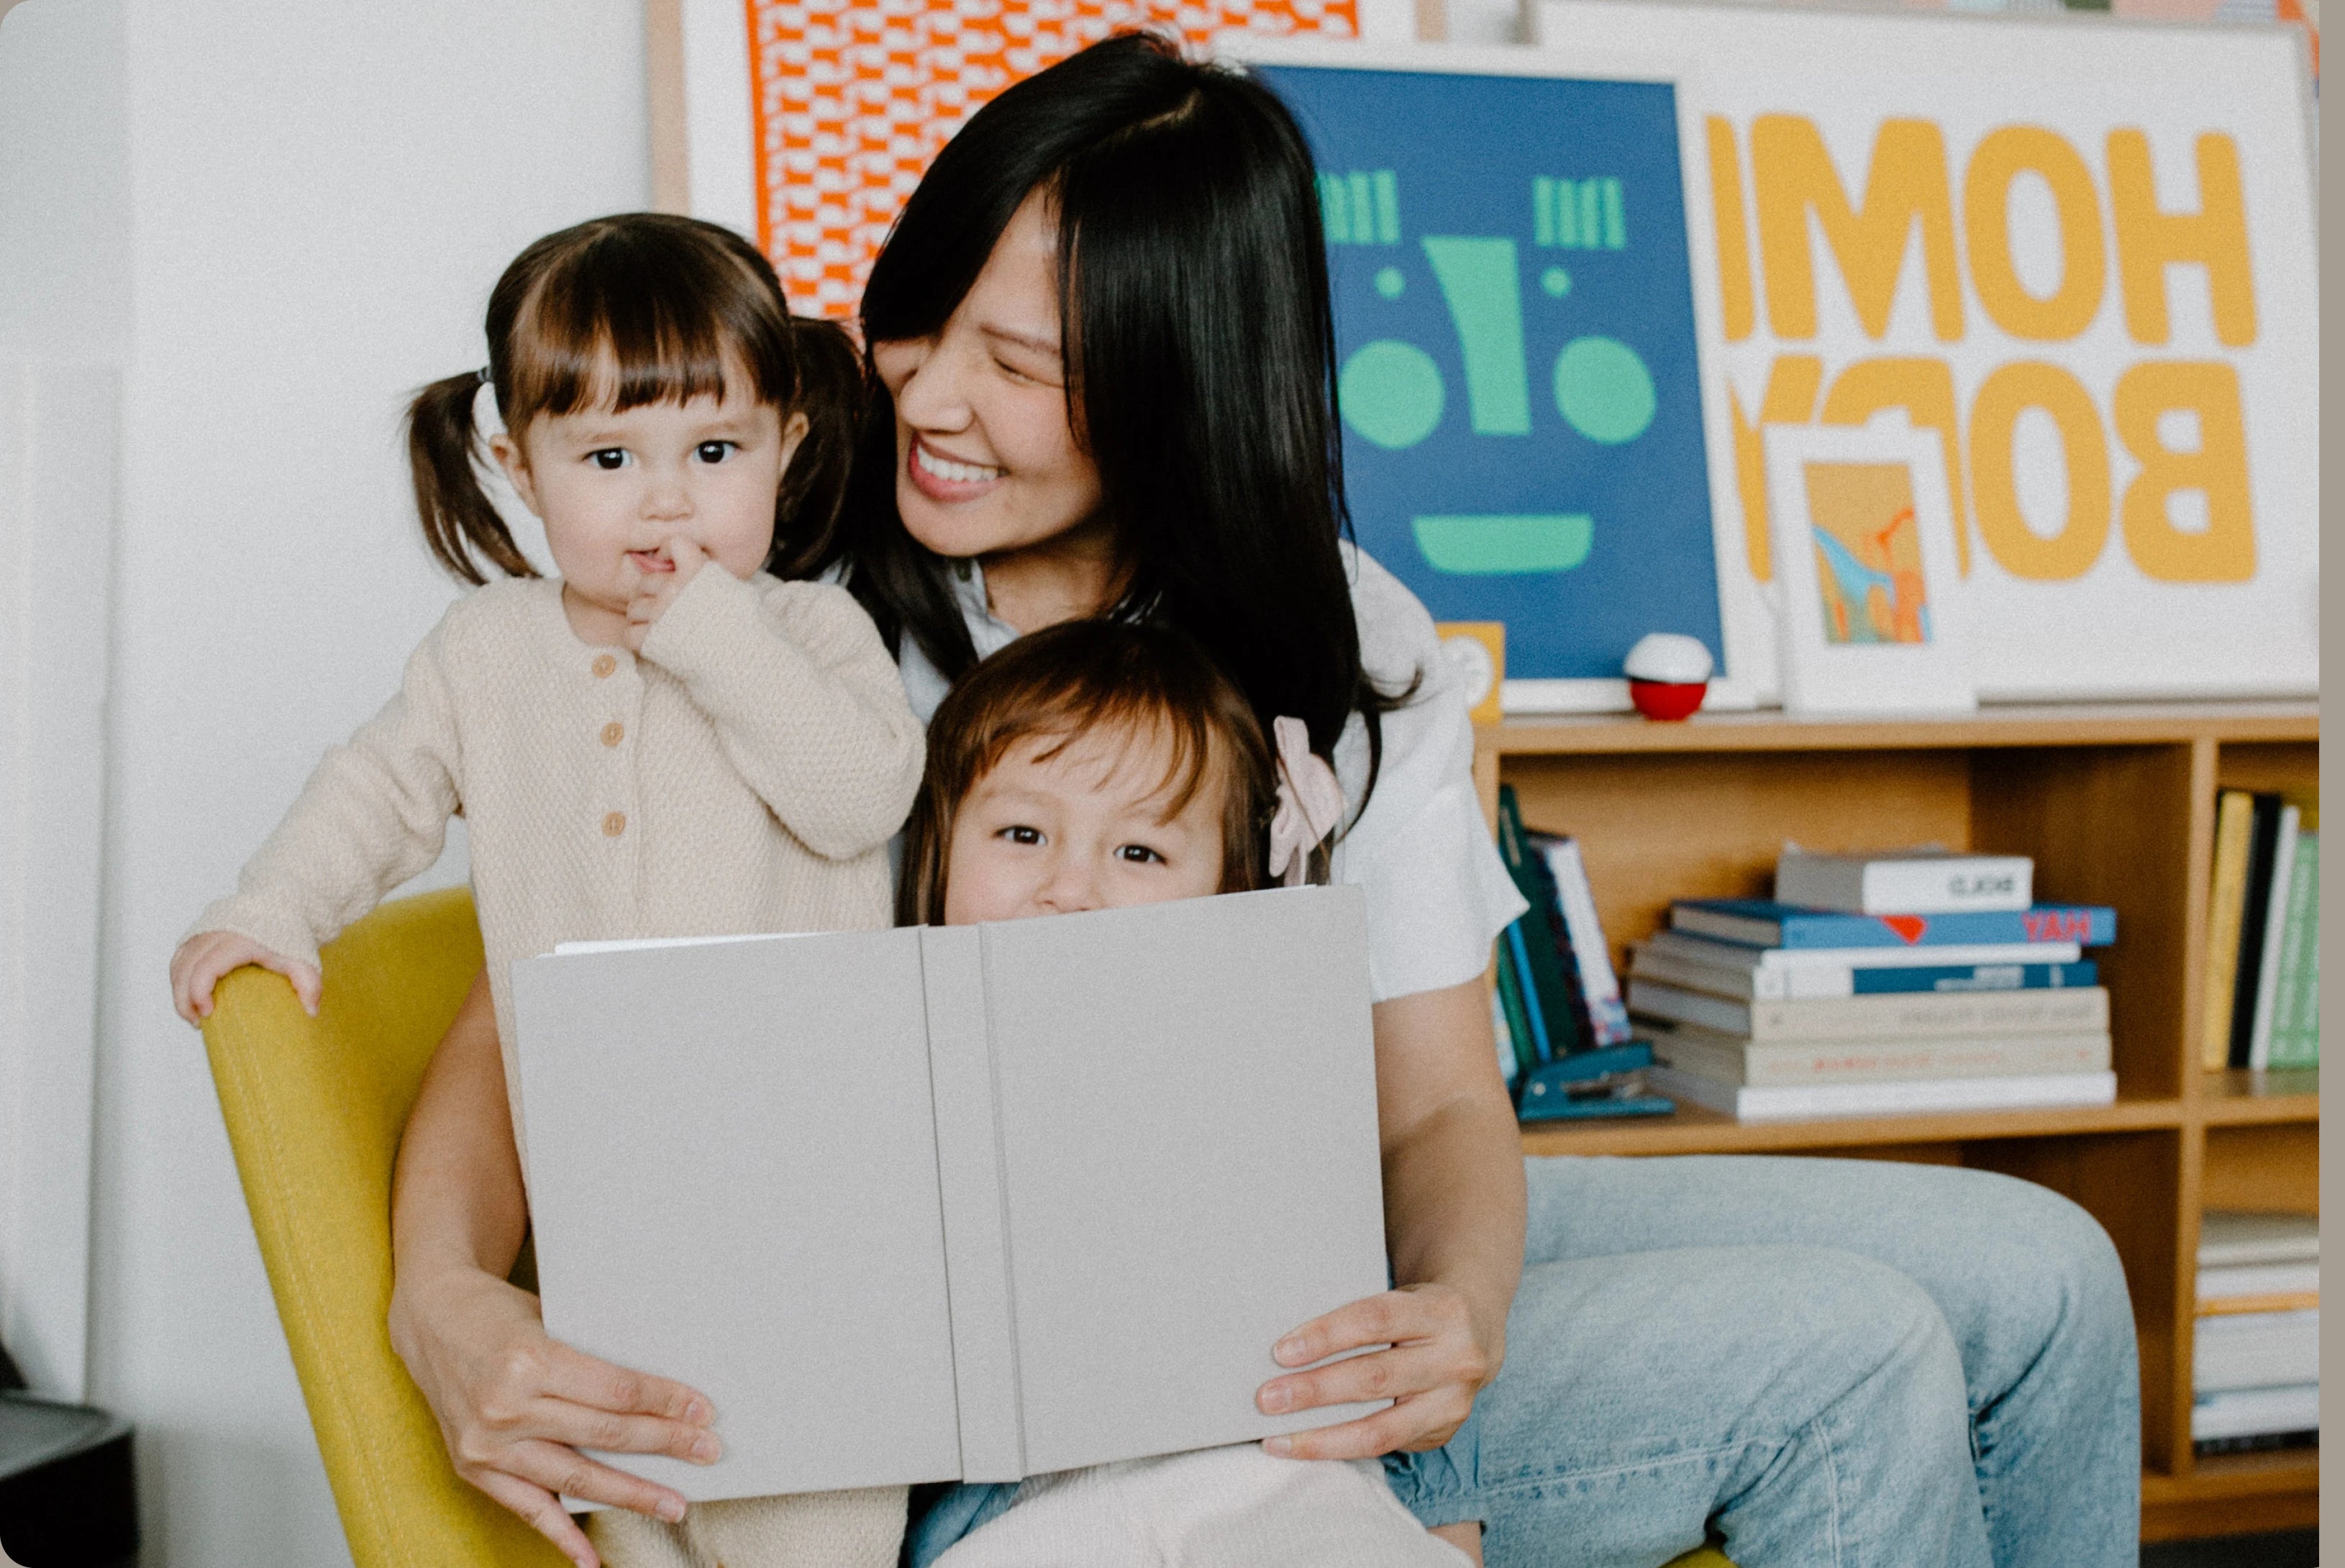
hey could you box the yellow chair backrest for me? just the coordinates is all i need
[202,887,1736,1568]
[202,887,564,1568]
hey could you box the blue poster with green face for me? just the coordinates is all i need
[1251,63,1723,684]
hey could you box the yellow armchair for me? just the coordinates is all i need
[201,886,1734,1568]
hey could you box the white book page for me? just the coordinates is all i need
[511,929,962,1501]
[978,886,1392,1473]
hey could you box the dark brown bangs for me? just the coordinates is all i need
[984,683,1217,826]
[493,215,798,433]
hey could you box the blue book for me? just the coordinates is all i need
[1672,899,2116,952]
[1852,960,2100,995]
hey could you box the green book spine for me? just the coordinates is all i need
[1494,785,1588,1056]
[2269,831,2321,1068]
[1493,939,1540,1081]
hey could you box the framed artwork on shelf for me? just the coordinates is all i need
[1530,0,2321,703]
[1226,39,1762,714]
[1763,416,1975,717]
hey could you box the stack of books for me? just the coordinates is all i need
[2202,791,2320,1072]
[2193,1211,2318,1452]
[1632,847,2118,1121]
[1490,787,1670,1121]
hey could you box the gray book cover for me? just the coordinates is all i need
[509,885,1388,1503]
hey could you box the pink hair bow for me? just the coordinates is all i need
[1268,716,1345,888]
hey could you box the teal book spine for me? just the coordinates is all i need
[2267,831,2320,1069]
[1493,935,1542,1079]
[1494,786,1588,1057]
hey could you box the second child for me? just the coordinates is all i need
[899,618,1475,1568]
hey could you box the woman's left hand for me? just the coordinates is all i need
[1253,1279,1496,1459]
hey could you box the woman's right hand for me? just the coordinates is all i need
[387,1258,721,1568]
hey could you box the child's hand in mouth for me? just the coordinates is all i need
[624,536,708,650]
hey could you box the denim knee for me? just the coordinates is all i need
[1384,1395,1486,1529]
[1986,1176,2129,1343]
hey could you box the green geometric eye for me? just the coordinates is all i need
[1340,339,1446,450]
[1553,337,1657,445]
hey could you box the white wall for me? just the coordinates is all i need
[0,0,131,1410]
[0,0,647,1561]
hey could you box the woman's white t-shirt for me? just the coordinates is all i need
[893,544,1528,1003]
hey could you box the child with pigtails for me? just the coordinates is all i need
[171,211,926,1568]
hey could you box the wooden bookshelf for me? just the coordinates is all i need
[1478,701,2318,1543]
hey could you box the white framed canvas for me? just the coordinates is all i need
[1224,37,1765,714]
[1530,0,2319,702]
[1765,416,1976,717]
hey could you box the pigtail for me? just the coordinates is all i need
[771,315,865,566]
[406,371,537,586]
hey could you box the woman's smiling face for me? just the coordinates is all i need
[868,189,1106,561]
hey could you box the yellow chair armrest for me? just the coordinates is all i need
[203,887,564,1568]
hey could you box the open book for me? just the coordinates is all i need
[508,885,1390,1504]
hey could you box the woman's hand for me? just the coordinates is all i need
[1253,1280,1495,1459]
[387,1259,719,1568]
[170,929,322,1022]
[1255,976,1526,1462]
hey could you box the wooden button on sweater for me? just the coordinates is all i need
[601,721,624,747]
[591,653,618,678]
[602,811,627,837]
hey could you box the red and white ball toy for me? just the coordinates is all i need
[1624,633,1713,721]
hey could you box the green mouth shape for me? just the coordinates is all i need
[1412,514,1594,575]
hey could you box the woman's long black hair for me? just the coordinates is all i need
[780,32,1407,782]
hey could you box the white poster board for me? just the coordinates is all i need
[1532,0,2318,701]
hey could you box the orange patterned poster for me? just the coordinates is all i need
[738,1,1362,316]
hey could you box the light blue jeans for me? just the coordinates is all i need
[909,1154,2140,1568]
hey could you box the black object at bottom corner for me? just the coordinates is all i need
[0,1393,138,1568]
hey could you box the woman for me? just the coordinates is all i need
[387,35,2139,1568]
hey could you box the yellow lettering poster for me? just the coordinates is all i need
[1531,1,2318,701]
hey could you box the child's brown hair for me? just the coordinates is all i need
[405,212,860,584]
[898,619,1280,925]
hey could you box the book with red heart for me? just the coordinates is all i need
[1670,899,2116,952]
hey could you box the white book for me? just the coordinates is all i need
[2246,805,2302,1070]
[1647,1021,2110,1088]
[1533,835,1631,1044]
[1642,1065,2116,1122]
[1626,979,2108,1042]
[2193,1308,2321,1393]
[2198,1262,2321,1305]
[1775,846,2034,914]
[2199,1211,2319,1269]
[2193,1383,2321,1440]
[510,885,1389,1504]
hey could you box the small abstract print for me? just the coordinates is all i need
[1801,460,1932,647]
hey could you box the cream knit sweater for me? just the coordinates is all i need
[196,566,924,1568]
[191,565,925,1159]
